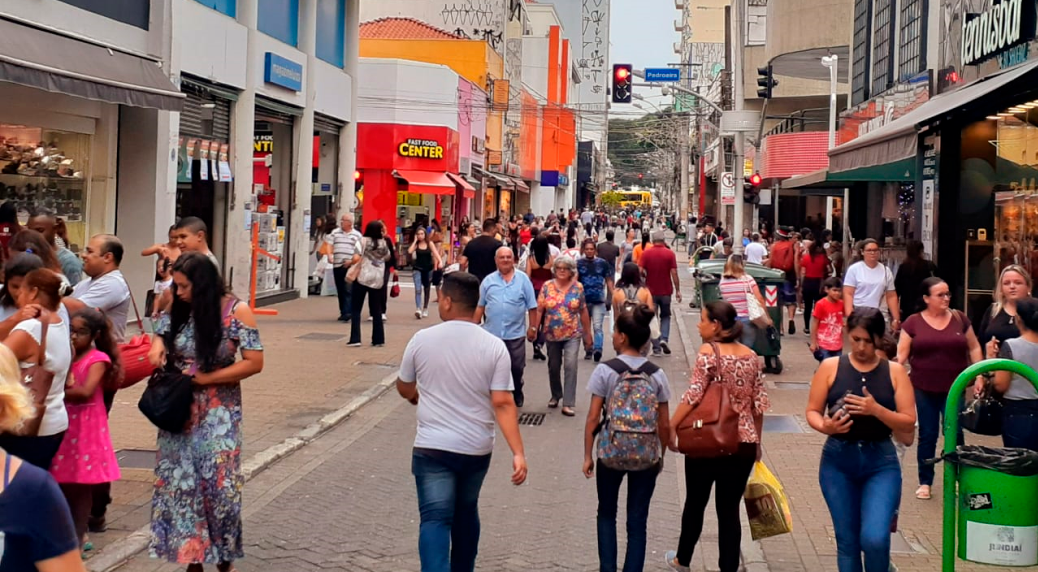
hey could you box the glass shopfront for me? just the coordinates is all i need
[0,125,89,248]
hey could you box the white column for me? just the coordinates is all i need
[294,0,318,297]
[339,0,360,214]
[227,0,260,297]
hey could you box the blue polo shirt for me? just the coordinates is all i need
[478,270,538,340]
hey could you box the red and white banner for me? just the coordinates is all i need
[765,285,778,307]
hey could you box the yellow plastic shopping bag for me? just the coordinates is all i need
[744,461,793,541]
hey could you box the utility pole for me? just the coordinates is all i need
[679,109,690,224]
[731,0,745,245]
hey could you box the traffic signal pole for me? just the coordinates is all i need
[731,0,746,248]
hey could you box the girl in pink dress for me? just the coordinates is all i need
[50,308,122,548]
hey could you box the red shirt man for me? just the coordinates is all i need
[638,232,681,356]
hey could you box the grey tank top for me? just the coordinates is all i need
[1002,338,1038,400]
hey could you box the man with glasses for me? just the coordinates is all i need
[843,238,901,330]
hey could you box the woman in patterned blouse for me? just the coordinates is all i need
[147,253,264,572]
[665,301,769,572]
[531,255,592,417]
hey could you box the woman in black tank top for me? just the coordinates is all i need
[806,308,916,572]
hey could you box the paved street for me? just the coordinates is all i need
[91,242,1013,572]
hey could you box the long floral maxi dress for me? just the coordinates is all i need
[150,300,263,564]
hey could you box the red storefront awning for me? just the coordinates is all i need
[393,170,455,195]
[446,172,476,199]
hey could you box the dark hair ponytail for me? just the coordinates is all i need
[1017,297,1038,332]
[616,303,654,349]
[704,300,742,343]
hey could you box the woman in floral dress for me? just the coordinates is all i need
[147,253,264,572]
[531,255,592,417]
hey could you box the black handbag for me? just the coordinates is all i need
[138,363,194,433]
[960,384,1003,436]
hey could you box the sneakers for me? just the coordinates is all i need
[593,350,602,362]
[652,349,664,357]
[347,342,362,347]
[383,314,388,322]
[532,346,546,361]
[422,310,429,318]
[664,551,689,572]
[415,309,422,319]
[788,320,796,335]
[660,341,671,355]
[584,351,593,361]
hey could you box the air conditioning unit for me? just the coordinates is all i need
[673,42,682,55]
[674,19,684,32]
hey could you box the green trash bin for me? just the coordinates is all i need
[953,449,1038,566]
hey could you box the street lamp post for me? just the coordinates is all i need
[821,54,839,232]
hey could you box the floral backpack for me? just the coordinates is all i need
[596,359,662,471]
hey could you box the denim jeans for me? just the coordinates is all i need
[915,389,963,486]
[414,268,432,311]
[818,438,902,572]
[596,460,659,572]
[349,283,385,345]
[589,303,608,352]
[412,448,492,572]
[736,317,756,349]
[813,348,843,362]
[547,338,580,407]
[1002,399,1038,452]
[651,295,672,351]
[332,265,352,320]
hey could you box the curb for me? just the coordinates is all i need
[86,371,400,572]
[673,296,771,572]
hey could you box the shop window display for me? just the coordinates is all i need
[0,126,88,249]
[992,115,1038,284]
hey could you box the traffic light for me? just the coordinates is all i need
[756,65,777,99]
[612,64,633,104]
[744,173,762,204]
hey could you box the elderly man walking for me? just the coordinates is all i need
[475,247,538,407]
[328,213,363,322]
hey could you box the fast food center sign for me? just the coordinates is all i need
[398,139,444,159]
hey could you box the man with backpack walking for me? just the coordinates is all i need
[582,304,671,572]
[768,228,801,334]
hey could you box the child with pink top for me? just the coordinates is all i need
[50,308,121,549]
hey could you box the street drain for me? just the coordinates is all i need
[116,448,157,469]
[296,332,347,341]
[773,381,811,390]
[763,415,805,434]
[352,361,397,369]
[518,413,546,426]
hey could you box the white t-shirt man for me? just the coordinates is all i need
[745,241,768,265]
[399,320,513,455]
[844,261,895,309]
[14,318,72,436]
[72,270,131,343]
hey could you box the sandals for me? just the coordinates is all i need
[916,485,932,500]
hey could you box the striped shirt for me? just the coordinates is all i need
[327,227,363,265]
[719,275,756,319]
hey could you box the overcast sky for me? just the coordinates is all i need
[609,0,678,116]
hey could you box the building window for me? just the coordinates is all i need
[899,0,926,80]
[316,0,345,67]
[57,0,149,29]
[872,0,895,96]
[194,0,236,17]
[258,0,300,47]
[852,0,872,105]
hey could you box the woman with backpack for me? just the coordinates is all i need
[583,304,671,572]
[665,301,768,572]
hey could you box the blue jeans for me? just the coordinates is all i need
[589,303,608,352]
[414,268,432,311]
[412,448,492,572]
[915,389,963,486]
[819,438,902,572]
[813,348,842,362]
[596,460,659,572]
[1002,399,1038,452]
[651,295,672,351]
[737,317,756,349]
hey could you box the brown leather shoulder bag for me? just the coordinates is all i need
[677,342,742,458]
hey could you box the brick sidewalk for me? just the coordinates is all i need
[89,288,439,557]
[674,252,1007,572]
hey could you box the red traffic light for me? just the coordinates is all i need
[354,170,362,181]
[616,67,630,81]
[638,173,644,179]
[749,173,762,186]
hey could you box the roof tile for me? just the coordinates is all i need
[360,18,465,40]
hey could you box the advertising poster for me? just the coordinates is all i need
[218,143,233,182]
[198,140,211,181]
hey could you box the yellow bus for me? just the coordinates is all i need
[618,191,653,209]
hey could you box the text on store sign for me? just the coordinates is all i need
[398,139,444,159]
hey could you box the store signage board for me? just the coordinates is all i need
[264,53,303,92]
[645,68,681,82]
[558,174,570,186]
[399,139,444,158]
[960,0,1036,67]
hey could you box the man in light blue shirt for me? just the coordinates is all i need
[474,246,538,407]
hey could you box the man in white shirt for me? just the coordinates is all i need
[396,272,527,572]
[327,213,363,322]
[745,233,768,265]
[843,238,901,329]
[73,235,131,343]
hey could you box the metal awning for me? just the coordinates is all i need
[393,170,455,195]
[484,171,514,190]
[830,58,1038,173]
[784,157,916,189]
[0,17,184,111]
[446,172,476,199]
